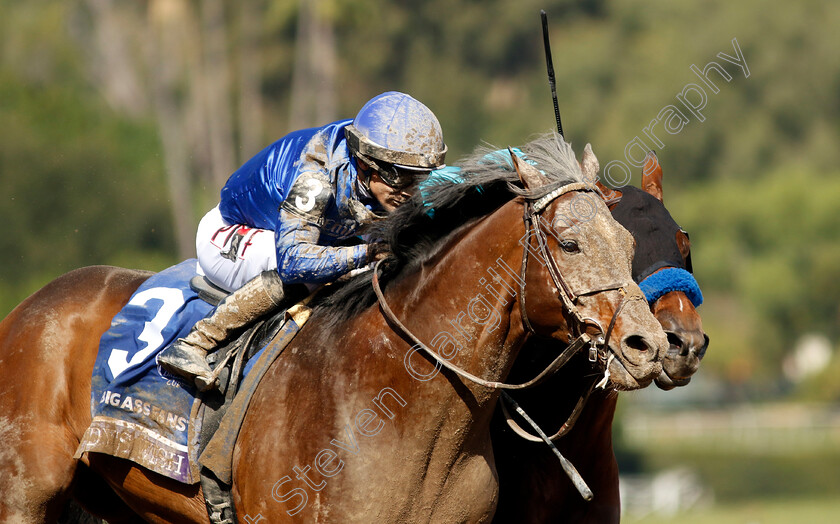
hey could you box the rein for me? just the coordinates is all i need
[371,262,592,391]
[499,382,595,443]
[500,389,595,501]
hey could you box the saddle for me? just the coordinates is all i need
[189,276,311,524]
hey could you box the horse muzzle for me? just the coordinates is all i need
[655,331,710,390]
[602,298,667,390]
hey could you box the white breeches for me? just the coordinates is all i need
[195,206,276,292]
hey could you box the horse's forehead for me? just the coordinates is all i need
[566,209,635,292]
[551,192,632,252]
[583,212,634,262]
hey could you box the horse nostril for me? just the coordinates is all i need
[666,331,686,355]
[624,335,650,352]
[697,334,710,360]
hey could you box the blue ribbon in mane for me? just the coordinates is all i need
[420,148,533,218]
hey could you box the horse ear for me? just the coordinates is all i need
[509,147,547,189]
[641,151,663,202]
[581,143,600,182]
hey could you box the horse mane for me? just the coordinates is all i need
[312,133,586,329]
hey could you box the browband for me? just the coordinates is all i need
[531,182,597,213]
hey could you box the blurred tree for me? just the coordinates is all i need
[289,0,338,129]
[237,1,266,157]
[0,72,173,315]
[79,0,261,257]
[200,0,237,189]
[146,0,203,258]
[671,168,840,384]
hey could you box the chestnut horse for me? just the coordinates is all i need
[0,136,668,523]
[490,149,708,523]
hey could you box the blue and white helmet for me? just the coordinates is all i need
[346,92,447,181]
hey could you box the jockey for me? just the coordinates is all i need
[158,91,447,391]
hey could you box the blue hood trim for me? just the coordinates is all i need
[639,267,703,307]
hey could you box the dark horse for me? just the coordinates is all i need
[0,135,668,523]
[490,147,708,523]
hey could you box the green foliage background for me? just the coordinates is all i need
[1,0,839,401]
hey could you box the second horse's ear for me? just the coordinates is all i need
[641,151,663,202]
[510,147,548,190]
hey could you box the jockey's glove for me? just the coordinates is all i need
[367,242,390,262]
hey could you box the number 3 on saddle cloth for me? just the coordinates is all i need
[73,259,301,484]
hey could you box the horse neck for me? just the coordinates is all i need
[386,198,531,406]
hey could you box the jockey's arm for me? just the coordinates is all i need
[274,208,369,285]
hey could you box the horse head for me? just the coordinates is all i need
[510,145,667,391]
[490,143,708,522]
[586,147,709,389]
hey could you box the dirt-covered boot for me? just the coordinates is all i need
[158,270,286,391]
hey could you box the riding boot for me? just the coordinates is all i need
[158,270,286,391]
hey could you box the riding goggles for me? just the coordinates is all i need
[357,152,430,191]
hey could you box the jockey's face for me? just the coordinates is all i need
[357,158,414,212]
[369,171,413,212]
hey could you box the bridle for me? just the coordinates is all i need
[501,185,641,444]
[370,182,641,401]
[371,183,642,500]
[519,183,635,362]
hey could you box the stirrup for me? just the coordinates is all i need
[195,374,221,392]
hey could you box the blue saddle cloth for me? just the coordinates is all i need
[75,259,213,483]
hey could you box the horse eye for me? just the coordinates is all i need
[560,240,580,254]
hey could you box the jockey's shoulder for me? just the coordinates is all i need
[281,169,334,223]
[302,119,354,167]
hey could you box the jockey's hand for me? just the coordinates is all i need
[367,242,390,262]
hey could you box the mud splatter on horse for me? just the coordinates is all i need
[0,136,667,523]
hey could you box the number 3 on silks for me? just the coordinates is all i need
[107,287,185,379]
[294,177,323,213]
